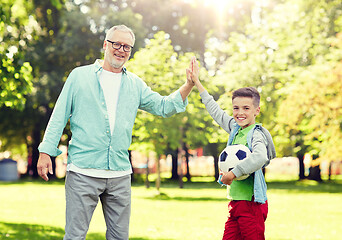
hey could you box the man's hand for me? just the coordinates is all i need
[220,171,236,186]
[186,56,197,86]
[187,57,205,93]
[37,152,53,181]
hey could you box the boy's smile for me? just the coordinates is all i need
[232,96,260,129]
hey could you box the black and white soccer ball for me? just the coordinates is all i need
[219,144,251,180]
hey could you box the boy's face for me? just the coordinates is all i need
[232,97,260,129]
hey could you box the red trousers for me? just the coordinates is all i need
[222,200,268,240]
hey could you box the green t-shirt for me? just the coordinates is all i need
[228,124,255,201]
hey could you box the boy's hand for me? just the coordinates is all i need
[220,171,236,185]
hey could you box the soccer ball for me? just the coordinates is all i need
[219,144,251,180]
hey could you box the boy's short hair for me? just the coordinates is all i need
[232,87,260,107]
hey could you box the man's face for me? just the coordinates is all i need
[232,97,260,129]
[103,30,134,72]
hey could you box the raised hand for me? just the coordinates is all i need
[188,56,205,93]
[190,56,199,84]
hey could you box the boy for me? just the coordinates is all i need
[186,57,276,240]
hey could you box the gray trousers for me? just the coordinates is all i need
[63,171,131,240]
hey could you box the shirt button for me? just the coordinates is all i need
[106,130,109,133]
[102,102,105,105]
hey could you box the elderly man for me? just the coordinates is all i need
[37,25,194,240]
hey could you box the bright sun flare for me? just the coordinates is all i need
[203,0,231,13]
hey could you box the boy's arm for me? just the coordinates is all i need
[232,130,268,178]
[188,57,235,133]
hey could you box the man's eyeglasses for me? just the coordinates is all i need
[106,40,133,52]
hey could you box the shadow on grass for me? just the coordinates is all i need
[0,221,65,240]
[143,191,227,202]
[2,175,341,194]
[0,222,159,240]
[267,179,342,193]
[0,176,66,186]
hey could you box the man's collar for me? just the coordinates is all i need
[94,59,127,74]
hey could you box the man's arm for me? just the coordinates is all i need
[179,81,194,101]
[37,70,75,181]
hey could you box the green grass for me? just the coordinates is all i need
[0,175,341,240]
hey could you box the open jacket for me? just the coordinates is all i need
[200,90,276,203]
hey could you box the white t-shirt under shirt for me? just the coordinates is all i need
[67,69,132,178]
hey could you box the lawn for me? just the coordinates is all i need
[0,174,341,240]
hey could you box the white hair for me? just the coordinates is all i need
[105,25,135,45]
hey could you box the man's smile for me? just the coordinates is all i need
[114,53,125,59]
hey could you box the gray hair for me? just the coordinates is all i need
[105,25,135,45]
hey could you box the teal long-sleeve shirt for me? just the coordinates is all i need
[38,60,188,171]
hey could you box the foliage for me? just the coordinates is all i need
[205,0,342,162]
[274,0,342,160]
[0,0,34,109]
[84,0,147,54]
[278,61,342,161]
[127,31,211,155]
[1,0,342,179]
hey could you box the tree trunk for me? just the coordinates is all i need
[308,165,322,182]
[30,124,40,178]
[145,157,150,188]
[29,122,56,179]
[184,144,191,182]
[214,155,219,181]
[128,150,134,182]
[328,161,332,181]
[308,156,322,182]
[156,156,161,193]
[206,143,220,181]
[171,150,179,180]
[297,153,306,180]
[178,147,183,189]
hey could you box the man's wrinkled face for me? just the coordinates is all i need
[103,30,134,72]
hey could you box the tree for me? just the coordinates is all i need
[278,59,342,180]
[0,0,34,109]
[127,31,218,186]
[205,0,342,180]
[0,0,146,178]
[127,31,190,186]
[274,0,342,180]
